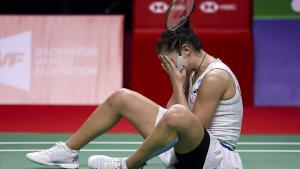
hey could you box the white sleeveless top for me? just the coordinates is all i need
[188,58,243,148]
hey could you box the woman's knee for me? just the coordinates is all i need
[107,88,133,109]
[162,104,197,130]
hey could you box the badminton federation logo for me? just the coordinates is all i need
[0,31,32,91]
[149,1,169,14]
[292,0,300,12]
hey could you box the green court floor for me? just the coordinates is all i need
[0,133,300,169]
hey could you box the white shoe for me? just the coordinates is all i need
[26,142,79,169]
[88,155,128,169]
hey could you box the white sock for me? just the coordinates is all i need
[63,142,78,153]
[122,158,128,169]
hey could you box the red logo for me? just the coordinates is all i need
[200,1,219,13]
[200,1,237,14]
[149,1,169,14]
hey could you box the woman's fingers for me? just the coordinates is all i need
[161,63,167,72]
[163,55,177,71]
[160,55,171,72]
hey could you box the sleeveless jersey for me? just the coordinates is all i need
[188,58,243,148]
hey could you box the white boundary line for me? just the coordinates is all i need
[1,149,300,153]
[0,141,142,145]
[237,150,300,153]
[1,141,300,145]
[0,149,136,152]
[238,142,300,145]
[1,141,300,153]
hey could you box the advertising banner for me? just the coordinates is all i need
[0,16,124,105]
[134,0,251,30]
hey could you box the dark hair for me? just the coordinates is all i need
[156,24,202,54]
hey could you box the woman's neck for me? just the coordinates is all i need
[192,51,216,82]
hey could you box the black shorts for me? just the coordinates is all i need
[174,129,210,169]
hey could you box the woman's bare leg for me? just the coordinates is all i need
[126,104,205,169]
[65,88,160,150]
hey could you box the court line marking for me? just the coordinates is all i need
[238,142,300,145]
[0,141,142,145]
[1,141,300,145]
[0,149,135,152]
[237,150,300,153]
[1,149,300,153]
